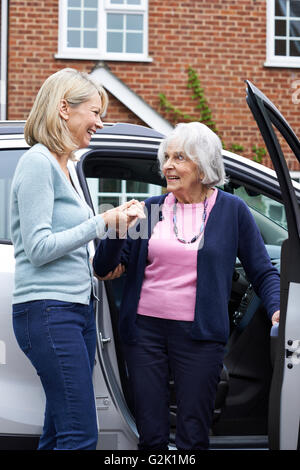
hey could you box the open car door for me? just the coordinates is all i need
[246,81,300,450]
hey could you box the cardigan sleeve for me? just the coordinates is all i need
[93,235,131,277]
[237,199,280,319]
[15,152,106,266]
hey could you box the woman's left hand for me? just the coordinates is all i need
[94,263,125,281]
[271,310,280,325]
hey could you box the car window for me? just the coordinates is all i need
[0,149,24,242]
[223,183,288,247]
[234,185,287,230]
[86,177,162,213]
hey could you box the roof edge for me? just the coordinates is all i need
[90,64,173,136]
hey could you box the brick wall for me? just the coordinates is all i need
[7,0,300,170]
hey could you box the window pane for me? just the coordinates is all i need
[84,10,97,28]
[126,14,143,30]
[68,30,81,47]
[126,181,148,193]
[290,20,300,37]
[275,38,286,54]
[84,0,97,7]
[68,0,81,7]
[99,178,122,192]
[275,0,287,16]
[126,32,143,52]
[107,13,124,29]
[127,0,142,4]
[68,9,81,28]
[107,32,123,52]
[275,19,286,35]
[290,39,300,55]
[290,0,300,17]
[84,30,97,47]
[111,0,124,4]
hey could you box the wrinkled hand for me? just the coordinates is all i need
[271,310,280,325]
[94,263,125,281]
[122,199,145,228]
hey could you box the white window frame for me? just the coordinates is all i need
[265,0,300,68]
[56,0,151,62]
[290,170,300,182]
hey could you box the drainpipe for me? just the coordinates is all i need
[0,0,8,120]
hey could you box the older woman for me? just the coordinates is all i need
[10,68,144,450]
[93,122,280,450]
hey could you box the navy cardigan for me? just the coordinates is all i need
[93,190,280,344]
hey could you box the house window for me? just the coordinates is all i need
[266,0,300,67]
[57,0,150,61]
[67,0,98,49]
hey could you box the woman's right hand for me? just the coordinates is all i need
[101,199,145,236]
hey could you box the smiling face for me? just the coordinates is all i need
[162,139,204,203]
[61,91,103,149]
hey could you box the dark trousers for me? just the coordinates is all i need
[123,315,225,451]
[12,299,98,450]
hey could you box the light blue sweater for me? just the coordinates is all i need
[10,143,106,305]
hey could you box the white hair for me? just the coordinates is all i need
[157,122,227,187]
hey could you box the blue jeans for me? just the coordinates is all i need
[123,315,225,451]
[12,299,98,450]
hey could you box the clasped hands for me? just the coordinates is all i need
[95,200,145,281]
[101,199,146,238]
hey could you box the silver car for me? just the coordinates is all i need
[0,82,299,450]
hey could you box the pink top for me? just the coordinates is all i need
[137,189,218,321]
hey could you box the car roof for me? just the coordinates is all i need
[1,119,299,200]
[0,121,164,139]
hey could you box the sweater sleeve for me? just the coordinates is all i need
[237,199,280,319]
[15,152,106,267]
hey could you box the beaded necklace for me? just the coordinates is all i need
[172,197,208,244]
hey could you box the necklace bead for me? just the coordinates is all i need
[172,197,208,244]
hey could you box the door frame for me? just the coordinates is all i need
[246,80,300,450]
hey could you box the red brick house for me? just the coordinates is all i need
[1,0,300,173]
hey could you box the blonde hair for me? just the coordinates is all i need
[157,122,227,187]
[24,68,108,160]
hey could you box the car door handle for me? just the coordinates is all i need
[99,331,111,349]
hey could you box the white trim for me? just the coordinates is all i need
[0,0,8,120]
[105,0,147,10]
[290,171,300,182]
[264,60,300,68]
[55,52,153,61]
[90,66,173,135]
[57,0,151,62]
[265,0,300,69]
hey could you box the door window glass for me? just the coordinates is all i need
[86,176,162,213]
[234,185,288,230]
